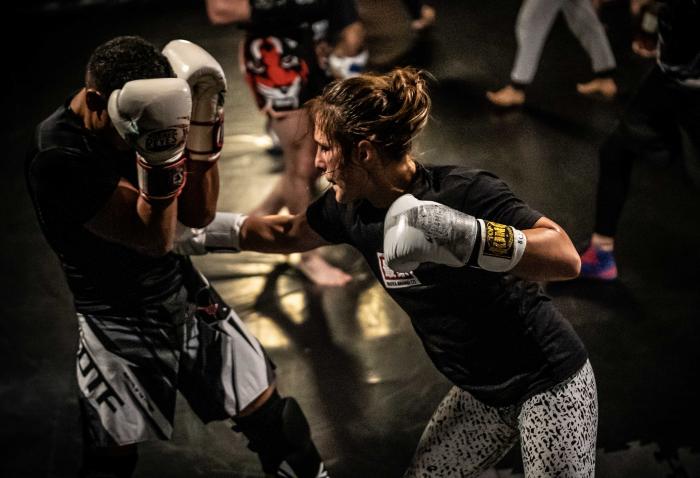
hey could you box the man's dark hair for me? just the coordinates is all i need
[86,36,175,97]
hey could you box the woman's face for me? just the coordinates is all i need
[313,126,367,204]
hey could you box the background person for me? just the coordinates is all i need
[487,0,618,107]
[206,0,368,286]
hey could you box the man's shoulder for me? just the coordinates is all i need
[34,101,86,152]
[29,105,92,173]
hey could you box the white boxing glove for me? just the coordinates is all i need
[108,78,191,200]
[163,39,227,161]
[328,49,369,79]
[174,212,248,255]
[383,194,526,273]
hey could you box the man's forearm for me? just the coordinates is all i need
[178,162,220,228]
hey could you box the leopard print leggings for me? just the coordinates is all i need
[405,360,597,477]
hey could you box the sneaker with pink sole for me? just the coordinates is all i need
[580,244,618,280]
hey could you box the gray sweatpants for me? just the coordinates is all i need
[511,0,616,84]
[405,360,598,477]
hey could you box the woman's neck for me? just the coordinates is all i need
[367,155,417,208]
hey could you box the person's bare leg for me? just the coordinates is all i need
[248,114,288,217]
[250,111,313,216]
[259,110,352,286]
[296,251,353,287]
[248,176,288,217]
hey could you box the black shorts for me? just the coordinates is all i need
[76,284,275,447]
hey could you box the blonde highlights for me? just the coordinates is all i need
[308,67,431,162]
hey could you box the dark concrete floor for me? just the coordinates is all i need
[3,0,700,477]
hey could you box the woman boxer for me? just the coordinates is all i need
[179,67,598,477]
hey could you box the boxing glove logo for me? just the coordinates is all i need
[144,127,187,154]
[481,221,515,260]
[377,253,421,289]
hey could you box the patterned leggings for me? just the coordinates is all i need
[405,361,597,477]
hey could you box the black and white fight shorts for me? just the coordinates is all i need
[76,285,275,447]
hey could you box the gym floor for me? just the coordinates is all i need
[3,1,699,476]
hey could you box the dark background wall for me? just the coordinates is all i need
[2,1,699,477]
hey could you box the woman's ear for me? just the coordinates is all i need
[356,139,376,164]
[85,88,107,113]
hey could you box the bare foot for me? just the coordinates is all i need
[293,251,352,287]
[576,78,617,99]
[631,40,657,58]
[411,5,436,31]
[486,85,525,107]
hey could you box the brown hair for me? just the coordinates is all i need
[308,67,431,163]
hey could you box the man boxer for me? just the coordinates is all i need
[25,35,328,478]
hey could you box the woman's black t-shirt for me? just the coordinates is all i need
[306,165,588,406]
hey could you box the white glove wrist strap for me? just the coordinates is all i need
[136,154,187,201]
[186,116,224,162]
[204,212,247,252]
[475,219,527,272]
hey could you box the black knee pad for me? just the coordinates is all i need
[80,445,138,478]
[79,399,138,478]
[233,392,324,477]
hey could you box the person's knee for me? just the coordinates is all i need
[239,385,276,417]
